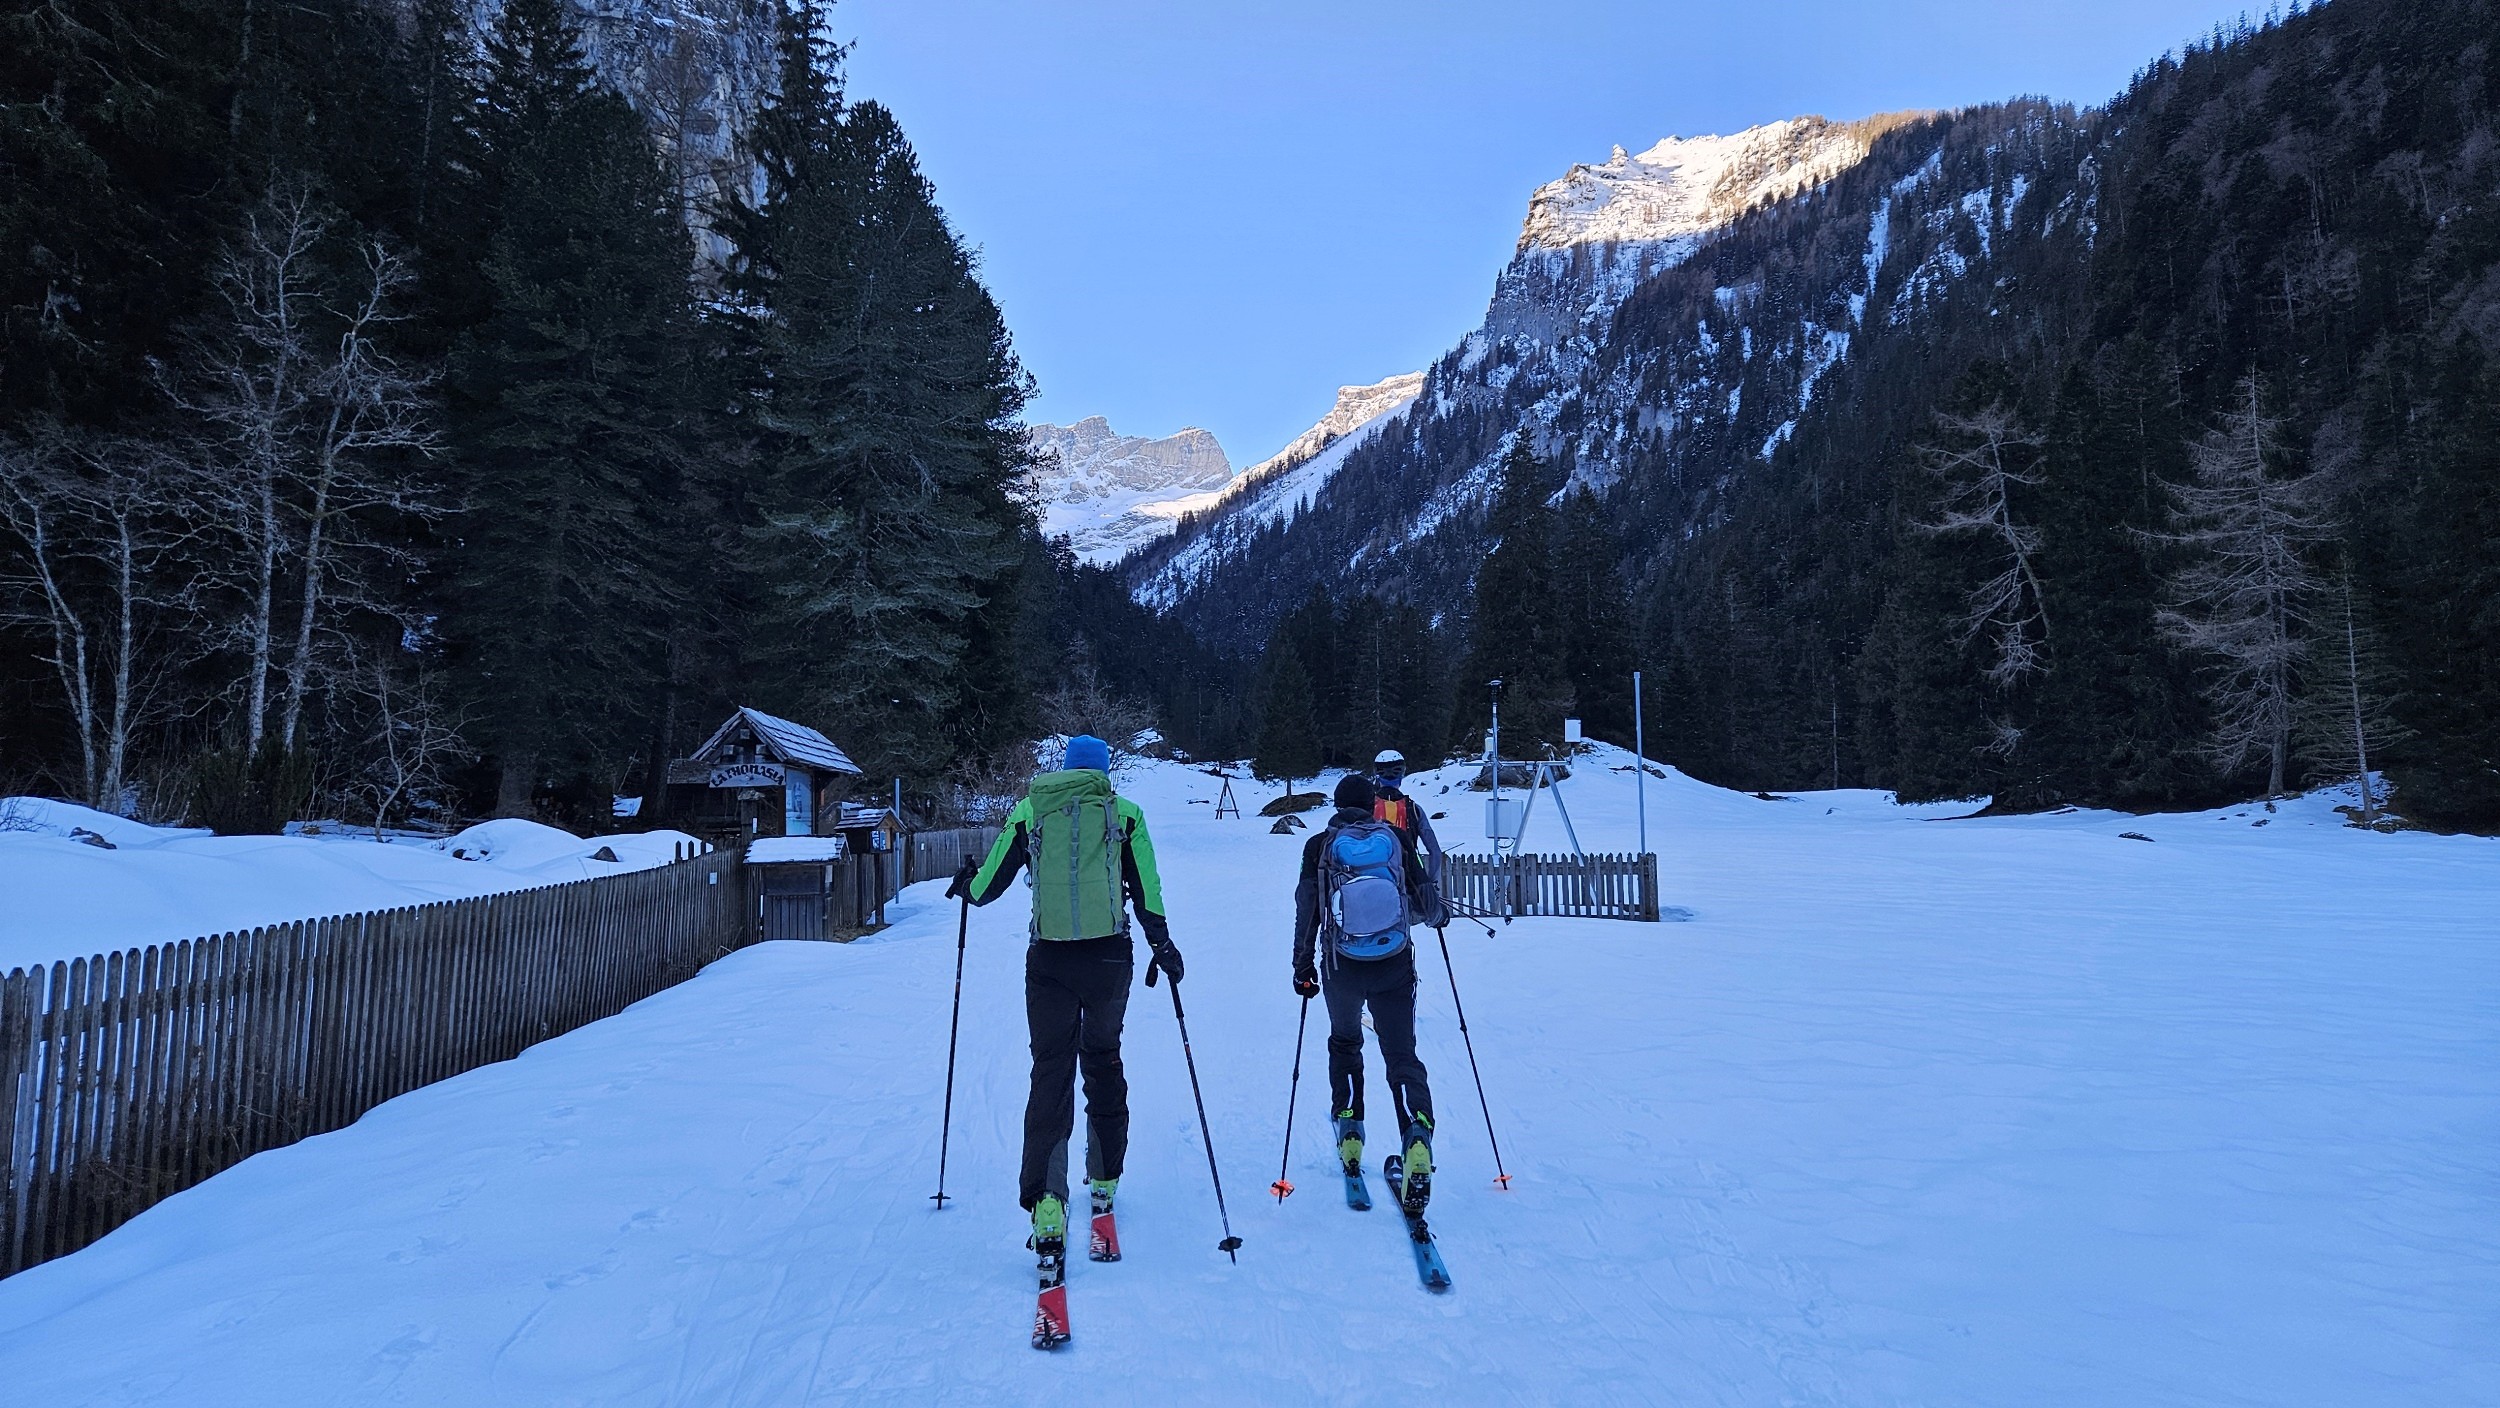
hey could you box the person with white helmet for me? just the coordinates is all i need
[1368,748,1443,883]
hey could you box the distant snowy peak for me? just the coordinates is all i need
[1517,119,1880,256]
[1239,372,1427,486]
[1025,419,1233,565]
[1028,418,1232,503]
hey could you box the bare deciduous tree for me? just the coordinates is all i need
[2298,566,2412,823]
[0,432,212,806]
[1037,643,1158,774]
[346,648,475,838]
[160,183,440,754]
[2154,374,2333,796]
[1915,402,2051,757]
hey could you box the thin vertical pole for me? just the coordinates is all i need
[1633,670,1647,857]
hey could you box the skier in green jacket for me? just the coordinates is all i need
[951,734,1182,1256]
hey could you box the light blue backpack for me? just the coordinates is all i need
[1321,819,1412,962]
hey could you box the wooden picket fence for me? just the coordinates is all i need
[903,826,1000,888]
[1442,852,1660,922]
[0,845,747,1280]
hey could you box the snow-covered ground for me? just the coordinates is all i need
[0,749,2494,1404]
[0,799,697,973]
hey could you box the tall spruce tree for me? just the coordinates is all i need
[1551,486,1634,743]
[724,4,1032,779]
[1251,636,1320,787]
[444,0,699,813]
[1450,439,1571,753]
[2027,352,2204,807]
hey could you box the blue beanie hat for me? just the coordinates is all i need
[1063,734,1111,773]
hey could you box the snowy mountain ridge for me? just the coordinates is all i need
[1131,105,2059,651]
[1023,420,1234,565]
[1136,373,1424,609]
[1131,116,1914,623]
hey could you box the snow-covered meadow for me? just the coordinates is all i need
[0,799,697,973]
[0,749,2492,1404]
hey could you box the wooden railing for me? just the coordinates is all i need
[1441,852,1660,922]
[0,847,746,1280]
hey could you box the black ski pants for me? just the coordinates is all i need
[1323,946,1432,1133]
[1021,934,1133,1211]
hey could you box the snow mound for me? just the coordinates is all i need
[0,806,700,974]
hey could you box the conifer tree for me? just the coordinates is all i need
[1551,486,1634,742]
[444,0,698,813]
[2028,352,2202,807]
[724,4,1032,779]
[1252,637,1320,788]
[1450,439,1570,752]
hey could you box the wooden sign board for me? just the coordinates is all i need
[710,762,788,788]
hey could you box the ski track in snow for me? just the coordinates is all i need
[0,750,2495,1404]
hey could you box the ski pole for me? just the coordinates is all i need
[931,890,971,1208]
[1435,924,1512,1189]
[1271,995,1312,1201]
[1151,961,1244,1259]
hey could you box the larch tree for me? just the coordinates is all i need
[1914,402,2051,697]
[2154,374,2332,798]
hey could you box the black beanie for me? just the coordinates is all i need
[1333,773,1376,812]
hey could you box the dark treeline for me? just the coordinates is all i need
[0,0,1106,829]
[1243,439,1633,783]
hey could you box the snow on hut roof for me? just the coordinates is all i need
[694,707,862,776]
[747,836,847,864]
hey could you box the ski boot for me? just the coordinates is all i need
[1335,1112,1365,1177]
[1394,1116,1433,1213]
[1087,1178,1121,1262]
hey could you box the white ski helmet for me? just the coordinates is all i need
[1373,749,1406,771]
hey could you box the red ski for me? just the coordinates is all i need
[1088,1209,1121,1263]
[1032,1238,1071,1350]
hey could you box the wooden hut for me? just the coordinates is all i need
[658,707,862,847]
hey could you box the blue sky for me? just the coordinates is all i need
[842,1,2266,463]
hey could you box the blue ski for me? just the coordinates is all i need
[1383,1155,1452,1292]
[1343,1164,1372,1210]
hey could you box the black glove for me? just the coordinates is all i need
[944,856,978,900]
[1416,883,1449,931]
[1146,937,1184,986]
[1292,967,1319,999]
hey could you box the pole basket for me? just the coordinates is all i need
[1269,1178,1296,1201]
[1493,1173,1513,1191]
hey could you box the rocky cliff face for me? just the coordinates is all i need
[1488,118,1893,347]
[458,0,782,265]
[1024,419,1233,565]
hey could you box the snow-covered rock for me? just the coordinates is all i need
[1025,418,1233,565]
